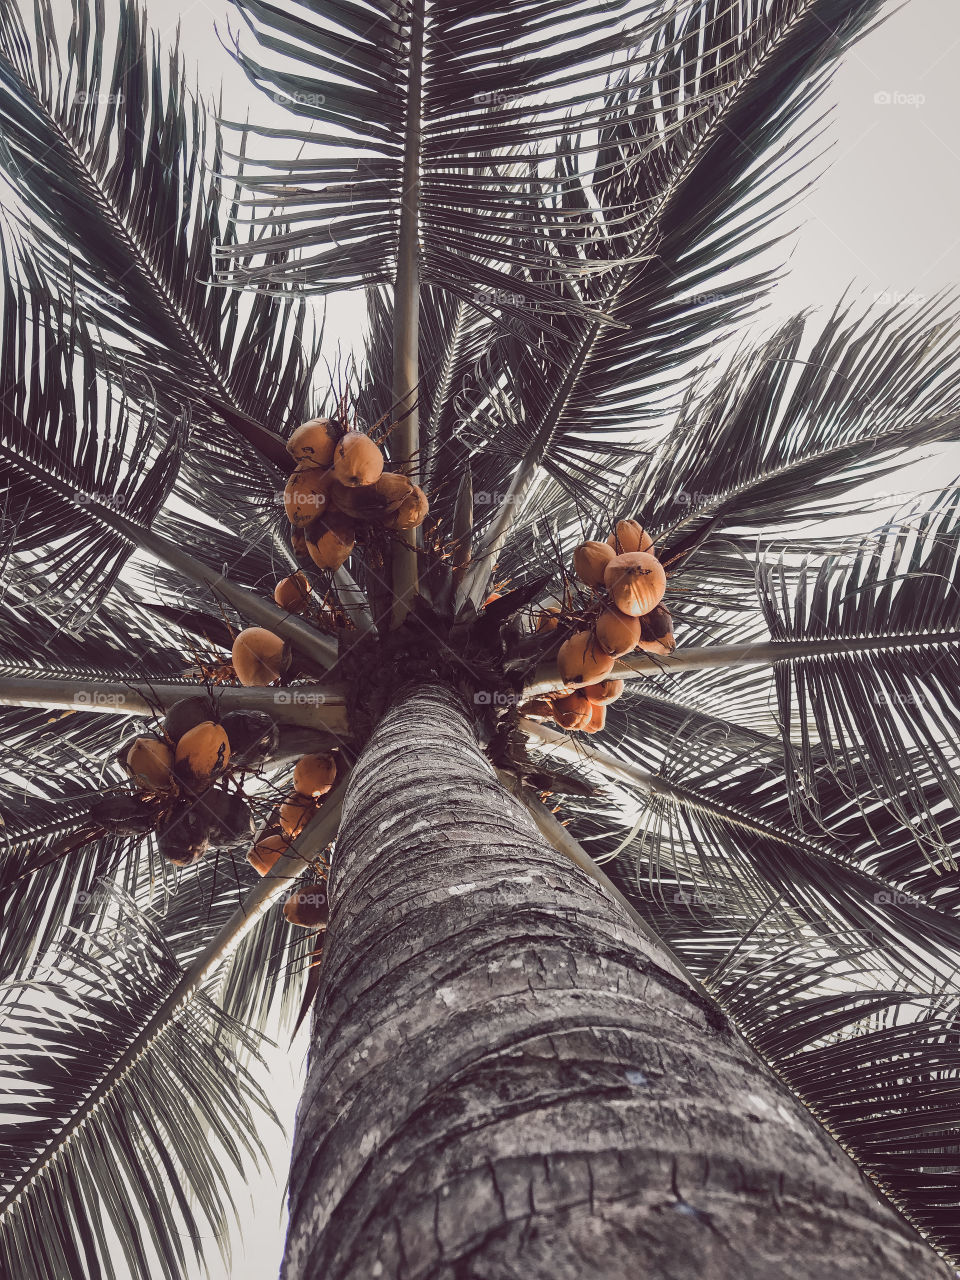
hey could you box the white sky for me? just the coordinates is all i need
[35,0,960,1275]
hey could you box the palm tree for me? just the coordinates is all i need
[2,0,960,1275]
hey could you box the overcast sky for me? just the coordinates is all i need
[36,0,960,1275]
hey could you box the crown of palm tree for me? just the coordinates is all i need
[3,0,960,1277]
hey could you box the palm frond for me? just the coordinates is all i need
[0,894,273,1280]
[0,0,319,475]
[759,488,960,860]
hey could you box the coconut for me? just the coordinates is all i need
[162,695,216,745]
[232,628,288,687]
[582,702,606,735]
[584,679,624,706]
[551,690,594,731]
[293,753,337,798]
[536,607,560,633]
[279,790,316,838]
[332,431,384,488]
[274,571,312,613]
[305,512,356,572]
[595,607,642,657]
[125,737,174,792]
[573,540,616,588]
[218,711,280,771]
[157,805,211,866]
[174,721,230,790]
[291,527,308,559]
[607,519,654,554]
[283,465,334,529]
[328,478,387,521]
[517,697,554,719]
[387,485,428,530]
[89,793,157,835]
[374,471,414,510]
[557,631,615,685]
[286,418,340,467]
[638,603,676,655]
[247,832,290,876]
[203,788,255,848]
[603,551,667,618]
[283,883,329,929]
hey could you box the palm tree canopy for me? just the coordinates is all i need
[2,0,960,1276]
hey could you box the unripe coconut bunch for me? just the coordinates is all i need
[281,418,429,566]
[529,517,677,734]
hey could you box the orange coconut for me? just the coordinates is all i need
[293,752,337,798]
[291,527,308,559]
[583,678,624,706]
[551,690,594,731]
[306,512,356,572]
[286,418,340,467]
[279,790,316,838]
[607,519,654,555]
[247,832,290,877]
[174,721,230,788]
[387,484,429,530]
[232,628,287,687]
[283,884,329,928]
[125,737,174,792]
[517,697,555,718]
[595,607,642,657]
[557,631,615,685]
[573,540,616,588]
[638,603,676,655]
[332,432,384,488]
[274,571,312,613]
[536,606,560,633]
[603,551,667,617]
[582,702,606,735]
[283,465,334,529]
[374,471,414,509]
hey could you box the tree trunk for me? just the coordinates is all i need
[281,682,949,1280]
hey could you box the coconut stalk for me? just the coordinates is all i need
[280,682,946,1280]
[0,782,346,1229]
[389,0,426,627]
[524,631,960,697]
[0,675,349,733]
[455,454,538,610]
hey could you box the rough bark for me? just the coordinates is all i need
[281,682,949,1280]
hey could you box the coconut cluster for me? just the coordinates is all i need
[525,519,676,735]
[282,418,428,571]
[118,695,281,865]
[245,750,337,930]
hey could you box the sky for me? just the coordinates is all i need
[37,0,960,1276]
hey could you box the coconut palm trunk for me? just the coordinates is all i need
[281,682,948,1280]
